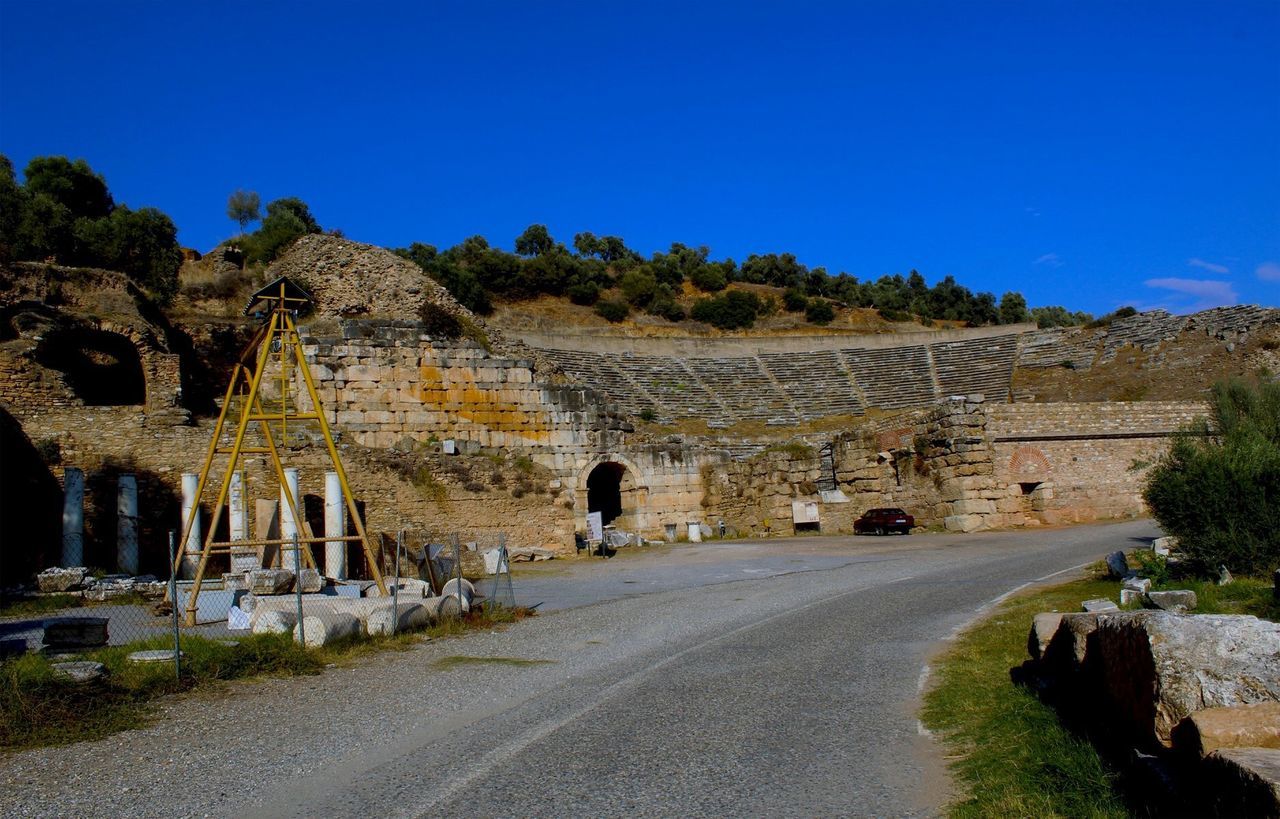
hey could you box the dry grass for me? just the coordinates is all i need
[921,575,1130,817]
[0,605,534,751]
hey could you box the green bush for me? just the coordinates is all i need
[690,265,728,292]
[782,287,808,312]
[878,307,910,322]
[1143,379,1280,575]
[419,302,463,339]
[690,290,762,330]
[594,299,630,323]
[567,281,600,305]
[648,298,686,322]
[805,299,834,325]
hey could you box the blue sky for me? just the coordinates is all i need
[1,1,1276,315]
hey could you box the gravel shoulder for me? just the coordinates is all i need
[0,521,1157,818]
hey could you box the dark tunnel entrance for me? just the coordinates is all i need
[35,328,146,406]
[586,462,627,526]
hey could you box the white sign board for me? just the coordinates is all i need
[791,501,820,524]
[586,511,603,541]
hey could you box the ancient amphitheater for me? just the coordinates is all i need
[3,235,1278,578]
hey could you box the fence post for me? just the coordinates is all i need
[392,529,402,635]
[167,530,181,681]
[293,534,305,646]
[451,533,462,614]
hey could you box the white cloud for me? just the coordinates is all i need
[1033,253,1063,267]
[1143,278,1238,313]
[1257,261,1280,282]
[1188,257,1229,274]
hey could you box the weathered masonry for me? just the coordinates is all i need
[5,241,1276,580]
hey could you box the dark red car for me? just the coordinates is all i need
[854,507,914,535]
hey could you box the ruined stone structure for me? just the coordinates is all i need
[3,238,1277,581]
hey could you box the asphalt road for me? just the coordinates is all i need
[0,520,1159,819]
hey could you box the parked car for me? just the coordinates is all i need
[854,507,914,535]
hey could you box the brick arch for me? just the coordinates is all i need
[1009,446,1052,477]
[98,319,183,414]
[575,453,651,532]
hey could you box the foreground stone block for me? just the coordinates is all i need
[1105,551,1129,579]
[252,609,298,635]
[1174,702,1280,757]
[1147,589,1197,612]
[127,649,181,664]
[1028,613,1063,662]
[296,568,324,594]
[1088,612,1280,747]
[1201,747,1280,817]
[1082,598,1119,612]
[943,514,985,533]
[247,569,295,595]
[37,567,88,593]
[294,612,360,648]
[51,661,106,683]
[1123,576,1152,594]
[43,617,108,649]
[366,603,434,636]
[1041,612,1101,671]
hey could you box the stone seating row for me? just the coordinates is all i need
[931,336,1018,402]
[539,335,1022,423]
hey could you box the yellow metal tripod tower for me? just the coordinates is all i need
[174,277,388,626]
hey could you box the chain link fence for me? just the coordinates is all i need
[1,526,523,681]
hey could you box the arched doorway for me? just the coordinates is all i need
[587,462,626,525]
[35,328,146,405]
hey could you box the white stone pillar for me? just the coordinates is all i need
[687,521,702,543]
[116,474,138,575]
[229,470,248,542]
[280,468,301,567]
[61,467,84,567]
[324,471,346,580]
[180,472,201,579]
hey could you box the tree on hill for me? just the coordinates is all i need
[394,242,492,315]
[240,196,323,264]
[1031,305,1093,328]
[999,292,1030,325]
[0,154,181,303]
[226,189,261,235]
[515,224,555,257]
[23,156,113,221]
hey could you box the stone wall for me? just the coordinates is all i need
[988,402,1205,525]
[287,321,714,540]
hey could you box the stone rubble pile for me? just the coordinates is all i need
[33,567,168,601]
[1020,546,1280,814]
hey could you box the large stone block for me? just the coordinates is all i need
[36,566,88,592]
[1087,611,1280,747]
[1200,748,1280,818]
[1173,702,1280,757]
[950,498,995,515]
[944,513,986,532]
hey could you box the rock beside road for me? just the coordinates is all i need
[1084,611,1279,747]
[1174,702,1280,757]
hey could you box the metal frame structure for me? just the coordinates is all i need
[173,277,387,626]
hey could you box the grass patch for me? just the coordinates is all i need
[0,605,534,751]
[0,594,86,617]
[922,567,1277,816]
[0,591,154,618]
[432,655,556,670]
[921,574,1130,817]
[1152,574,1278,620]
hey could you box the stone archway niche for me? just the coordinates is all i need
[578,455,650,534]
